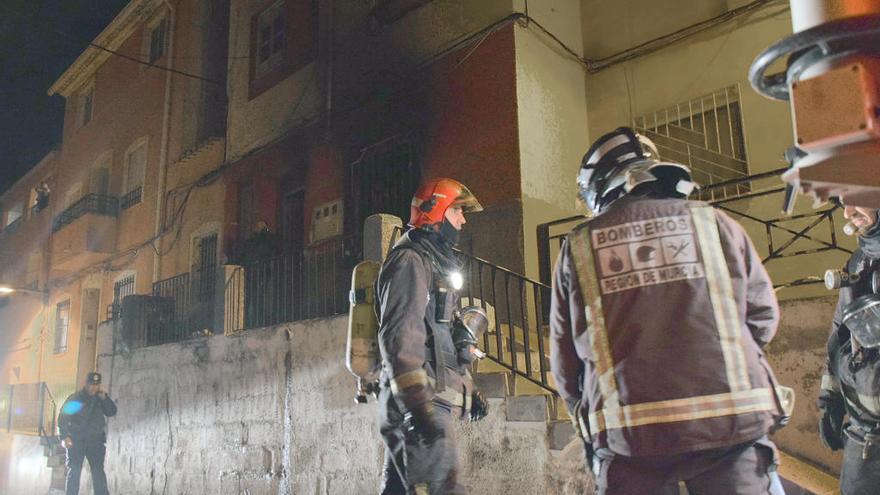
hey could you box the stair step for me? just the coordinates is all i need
[506,395,550,422]
[547,420,577,451]
[473,372,509,399]
[552,395,571,421]
[50,465,67,490]
[44,444,66,457]
[47,454,65,468]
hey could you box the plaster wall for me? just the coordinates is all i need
[513,0,588,280]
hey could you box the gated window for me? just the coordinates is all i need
[110,274,136,320]
[54,300,70,354]
[192,233,218,302]
[123,139,147,209]
[350,136,420,257]
[633,85,749,199]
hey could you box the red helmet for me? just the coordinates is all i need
[409,178,483,229]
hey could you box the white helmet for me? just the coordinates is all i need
[578,127,698,215]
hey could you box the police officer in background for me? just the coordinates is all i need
[59,372,117,495]
[376,178,489,494]
[818,204,880,495]
[550,127,790,494]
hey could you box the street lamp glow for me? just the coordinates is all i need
[0,286,14,294]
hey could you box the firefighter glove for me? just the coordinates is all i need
[405,402,444,446]
[818,393,846,451]
[469,390,489,422]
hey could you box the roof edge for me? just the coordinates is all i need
[47,0,163,97]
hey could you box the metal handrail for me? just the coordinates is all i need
[39,383,57,439]
[1,382,57,437]
[454,248,557,396]
[388,227,557,394]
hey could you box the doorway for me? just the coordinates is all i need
[76,289,100,387]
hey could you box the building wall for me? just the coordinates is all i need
[154,139,227,280]
[40,0,230,402]
[225,0,516,164]
[578,0,856,299]
[513,0,588,280]
[0,152,57,291]
[0,153,58,390]
[47,2,170,399]
[225,5,527,270]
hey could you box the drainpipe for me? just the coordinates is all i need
[37,152,61,390]
[153,0,177,283]
[324,0,334,139]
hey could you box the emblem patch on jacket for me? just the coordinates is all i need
[591,215,704,294]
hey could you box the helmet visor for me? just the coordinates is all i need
[452,183,483,213]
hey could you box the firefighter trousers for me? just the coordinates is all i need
[595,436,785,495]
[378,386,464,495]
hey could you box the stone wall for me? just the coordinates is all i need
[91,315,589,494]
[58,296,842,494]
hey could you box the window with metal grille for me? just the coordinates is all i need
[54,300,70,354]
[123,140,147,209]
[633,85,750,200]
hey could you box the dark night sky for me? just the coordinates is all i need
[0,1,130,194]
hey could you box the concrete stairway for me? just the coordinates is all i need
[474,325,576,451]
[471,328,840,495]
[41,436,67,491]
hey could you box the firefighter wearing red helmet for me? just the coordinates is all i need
[375,178,488,494]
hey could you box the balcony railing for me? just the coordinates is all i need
[148,269,216,346]
[3,216,23,235]
[120,186,142,210]
[224,237,355,332]
[52,194,118,232]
